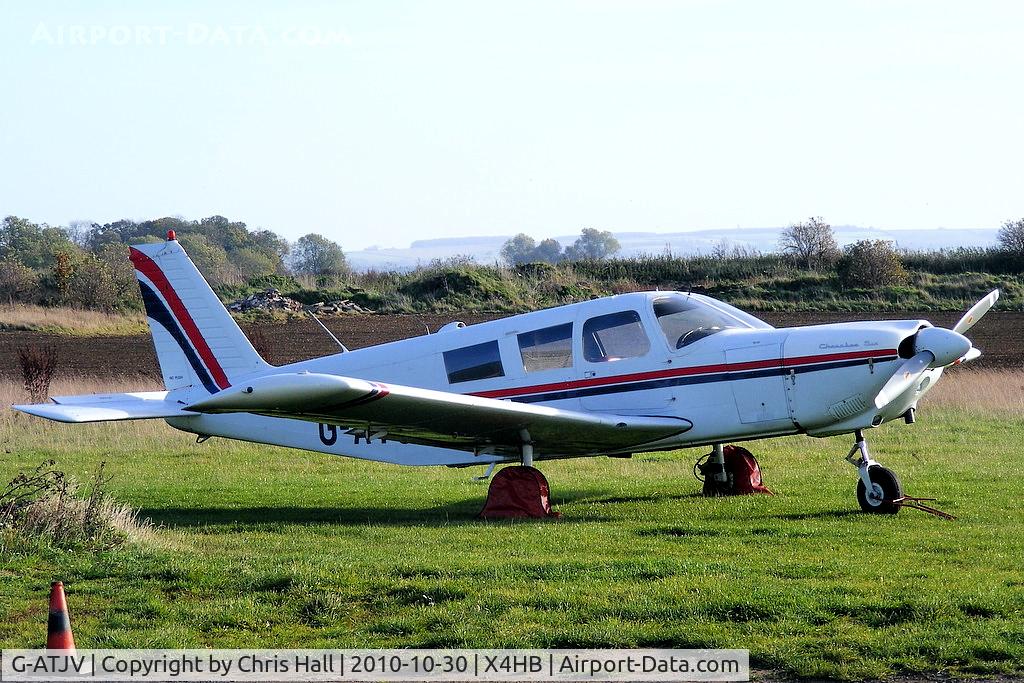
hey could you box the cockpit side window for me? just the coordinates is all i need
[582,311,650,362]
[653,295,749,350]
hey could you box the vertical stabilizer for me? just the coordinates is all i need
[130,233,270,400]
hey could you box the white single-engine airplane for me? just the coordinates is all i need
[14,233,999,514]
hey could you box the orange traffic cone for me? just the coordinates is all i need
[47,581,76,650]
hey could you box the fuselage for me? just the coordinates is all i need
[169,291,941,466]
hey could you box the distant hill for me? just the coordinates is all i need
[347,226,999,272]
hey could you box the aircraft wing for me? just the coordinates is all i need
[185,373,692,457]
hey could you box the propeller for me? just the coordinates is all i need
[873,289,999,409]
[959,347,982,363]
[952,288,999,365]
[874,351,933,409]
[954,289,999,335]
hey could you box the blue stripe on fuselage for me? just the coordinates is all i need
[507,356,896,404]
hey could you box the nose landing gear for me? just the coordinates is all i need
[845,430,903,514]
[843,430,957,518]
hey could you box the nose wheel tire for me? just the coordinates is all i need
[856,465,903,514]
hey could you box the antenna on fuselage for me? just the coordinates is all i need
[306,310,349,352]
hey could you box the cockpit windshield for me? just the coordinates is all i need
[652,293,768,350]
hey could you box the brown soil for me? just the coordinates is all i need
[1,311,1020,382]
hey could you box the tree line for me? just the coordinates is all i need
[1,213,1022,313]
[0,215,347,310]
[503,217,1024,289]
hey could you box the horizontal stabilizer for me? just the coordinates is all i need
[13,391,189,423]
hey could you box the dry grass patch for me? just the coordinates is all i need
[920,368,1024,415]
[0,304,147,336]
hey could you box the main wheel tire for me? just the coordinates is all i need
[856,465,903,514]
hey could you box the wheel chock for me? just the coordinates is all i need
[891,495,957,520]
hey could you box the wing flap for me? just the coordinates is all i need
[185,373,691,456]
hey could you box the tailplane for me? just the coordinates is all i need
[130,232,270,399]
[15,391,190,423]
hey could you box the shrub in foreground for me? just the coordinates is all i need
[0,460,152,553]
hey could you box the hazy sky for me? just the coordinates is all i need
[1,1,1022,250]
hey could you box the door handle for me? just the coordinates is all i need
[584,370,597,378]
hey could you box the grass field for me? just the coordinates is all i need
[1,372,1022,680]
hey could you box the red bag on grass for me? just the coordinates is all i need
[479,466,561,519]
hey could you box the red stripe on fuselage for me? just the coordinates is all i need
[130,248,231,390]
[472,348,896,400]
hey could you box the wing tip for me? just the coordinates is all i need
[11,404,76,423]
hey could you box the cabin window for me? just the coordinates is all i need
[653,294,747,349]
[582,311,650,362]
[518,323,573,372]
[444,341,505,383]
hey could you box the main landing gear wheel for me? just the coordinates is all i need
[856,465,903,514]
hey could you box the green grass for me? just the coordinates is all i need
[1,409,1022,680]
